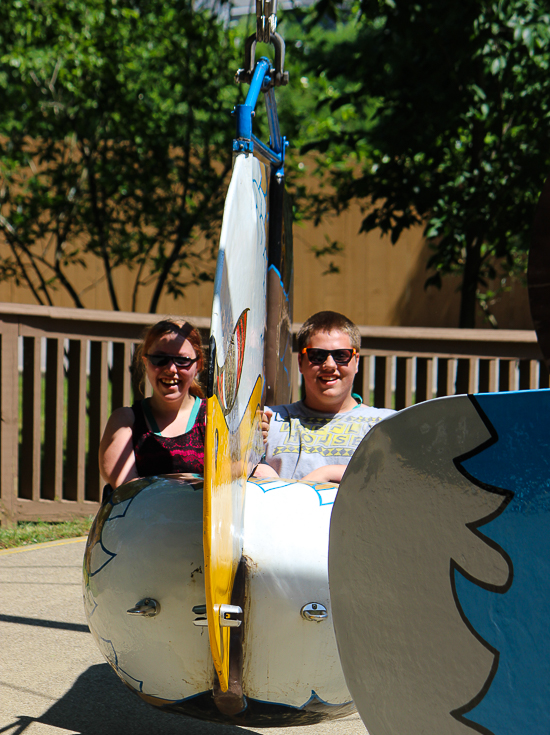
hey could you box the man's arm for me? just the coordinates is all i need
[252,462,280,479]
[301,465,346,484]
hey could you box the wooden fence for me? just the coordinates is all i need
[0,303,546,526]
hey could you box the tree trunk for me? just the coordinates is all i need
[459,237,483,329]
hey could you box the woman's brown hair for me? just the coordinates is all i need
[132,318,205,399]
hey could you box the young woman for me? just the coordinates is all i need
[99,318,205,489]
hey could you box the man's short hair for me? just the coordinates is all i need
[297,311,361,352]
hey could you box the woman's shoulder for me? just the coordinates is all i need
[105,406,136,432]
[99,406,137,460]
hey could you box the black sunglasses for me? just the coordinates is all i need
[145,353,200,369]
[301,347,357,366]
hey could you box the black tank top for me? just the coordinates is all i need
[131,399,206,477]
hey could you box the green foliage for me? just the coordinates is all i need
[0,0,242,311]
[293,0,550,327]
[256,6,377,273]
[0,517,93,548]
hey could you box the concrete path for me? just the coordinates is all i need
[0,539,367,735]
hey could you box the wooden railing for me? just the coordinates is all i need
[344,325,549,409]
[0,303,546,526]
[0,304,210,527]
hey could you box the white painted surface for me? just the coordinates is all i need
[210,152,268,434]
[329,396,510,735]
[243,478,353,708]
[84,474,354,715]
[84,478,212,700]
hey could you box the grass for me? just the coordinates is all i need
[0,517,94,550]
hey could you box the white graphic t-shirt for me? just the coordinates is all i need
[264,400,394,480]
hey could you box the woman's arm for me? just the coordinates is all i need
[99,407,140,488]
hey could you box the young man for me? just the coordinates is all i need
[258,311,394,483]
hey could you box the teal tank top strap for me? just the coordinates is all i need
[141,398,162,436]
[143,395,201,435]
[186,396,201,432]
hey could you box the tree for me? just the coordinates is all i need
[0,0,241,311]
[292,0,550,327]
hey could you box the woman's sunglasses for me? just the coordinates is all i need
[145,354,199,369]
[301,347,357,366]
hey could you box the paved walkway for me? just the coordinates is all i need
[0,539,367,735]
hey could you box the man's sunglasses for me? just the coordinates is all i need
[145,354,200,369]
[301,347,357,366]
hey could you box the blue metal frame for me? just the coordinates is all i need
[233,57,288,175]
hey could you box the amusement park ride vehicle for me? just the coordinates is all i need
[83,5,550,733]
[83,6,349,726]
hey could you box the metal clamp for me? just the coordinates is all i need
[301,602,328,622]
[193,603,243,628]
[127,598,160,617]
[235,33,289,87]
[217,603,243,628]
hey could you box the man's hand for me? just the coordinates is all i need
[260,409,272,443]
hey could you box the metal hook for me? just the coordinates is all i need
[127,598,160,617]
[256,0,278,43]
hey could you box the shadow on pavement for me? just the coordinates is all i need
[3,664,258,735]
[0,614,89,634]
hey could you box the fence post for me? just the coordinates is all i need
[415,357,433,403]
[0,322,19,526]
[20,336,42,501]
[111,342,133,410]
[360,355,371,405]
[43,338,65,501]
[65,339,87,502]
[87,341,109,502]
[395,357,413,409]
[374,356,392,409]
